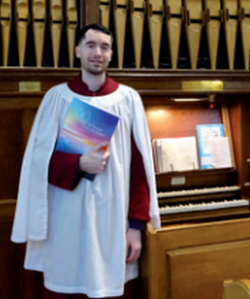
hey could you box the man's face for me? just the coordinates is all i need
[75,29,113,75]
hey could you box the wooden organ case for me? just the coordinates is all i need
[1,1,250,299]
[138,73,250,299]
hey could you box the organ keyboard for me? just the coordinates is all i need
[157,186,250,225]
[159,199,249,215]
[158,185,241,198]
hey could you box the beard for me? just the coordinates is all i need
[87,67,105,75]
[82,60,109,75]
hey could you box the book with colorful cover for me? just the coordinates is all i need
[196,123,224,169]
[55,97,120,180]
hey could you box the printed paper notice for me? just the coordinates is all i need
[209,137,232,168]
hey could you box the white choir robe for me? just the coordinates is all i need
[11,82,160,298]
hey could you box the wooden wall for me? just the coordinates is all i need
[0,69,77,299]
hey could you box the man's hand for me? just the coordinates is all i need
[126,228,142,264]
[79,142,110,174]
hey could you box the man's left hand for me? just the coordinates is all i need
[126,228,142,264]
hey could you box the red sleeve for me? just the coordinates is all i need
[48,151,82,190]
[128,134,150,223]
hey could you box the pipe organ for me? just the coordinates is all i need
[1,1,250,299]
[0,0,250,69]
[0,0,81,67]
[32,0,46,67]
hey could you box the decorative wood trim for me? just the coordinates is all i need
[1,68,250,95]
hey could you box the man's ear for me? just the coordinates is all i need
[109,50,113,61]
[75,46,80,58]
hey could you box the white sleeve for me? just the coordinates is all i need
[130,89,161,229]
[11,87,66,243]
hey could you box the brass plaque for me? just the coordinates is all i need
[182,80,224,91]
[171,176,186,186]
[19,81,41,92]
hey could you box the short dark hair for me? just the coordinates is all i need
[77,23,113,45]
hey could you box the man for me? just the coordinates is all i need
[11,24,160,299]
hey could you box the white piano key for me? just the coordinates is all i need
[159,199,249,215]
[158,185,241,199]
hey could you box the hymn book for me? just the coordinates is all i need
[55,97,120,180]
[153,137,199,173]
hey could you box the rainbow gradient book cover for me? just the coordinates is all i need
[55,97,120,155]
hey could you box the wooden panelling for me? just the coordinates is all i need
[0,218,20,298]
[0,200,23,298]
[141,219,250,299]
[0,110,23,198]
[2,69,250,95]
[145,101,222,139]
[0,98,39,199]
[168,241,250,299]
